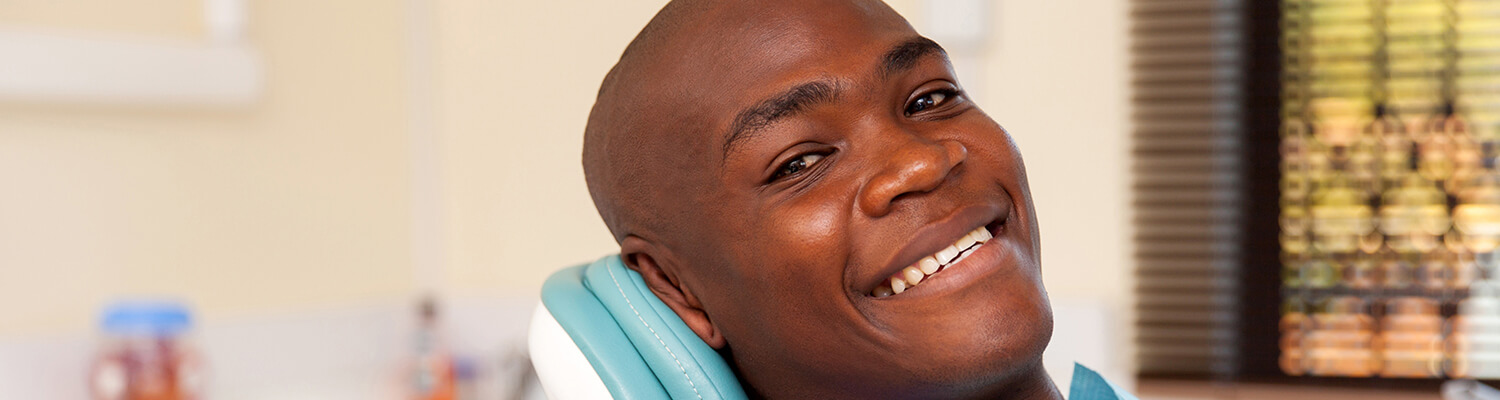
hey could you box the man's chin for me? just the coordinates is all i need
[875,291,1054,388]
[861,330,1054,399]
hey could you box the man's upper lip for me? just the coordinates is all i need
[860,202,1009,295]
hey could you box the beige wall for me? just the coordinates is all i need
[431,0,672,296]
[0,0,1128,345]
[0,0,203,37]
[978,0,1135,382]
[0,1,414,335]
[981,1,1132,305]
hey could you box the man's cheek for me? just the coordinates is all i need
[755,198,847,293]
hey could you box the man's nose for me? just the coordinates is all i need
[857,136,968,217]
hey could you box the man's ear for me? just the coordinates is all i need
[619,236,727,349]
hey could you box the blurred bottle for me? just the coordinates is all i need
[1304,296,1380,377]
[1419,104,1467,186]
[1419,249,1459,291]
[1455,250,1483,290]
[1381,174,1450,254]
[1450,281,1500,378]
[1456,173,1500,258]
[1282,126,1315,279]
[1381,250,1418,289]
[1375,105,1415,189]
[411,297,457,400]
[1311,177,1376,256]
[1280,297,1311,375]
[1282,199,1313,261]
[1451,128,1483,194]
[90,300,205,400]
[1283,123,1314,198]
[1346,253,1380,289]
[1378,297,1445,377]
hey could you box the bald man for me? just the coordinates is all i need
[580,1,1113,398]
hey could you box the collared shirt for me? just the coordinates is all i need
[1068,364,1138,400]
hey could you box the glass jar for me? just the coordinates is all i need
[90,300,205,400]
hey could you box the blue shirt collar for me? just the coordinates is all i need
[1068,363,1137,400]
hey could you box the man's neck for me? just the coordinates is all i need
[739,358,1066,399]
[972,363,1065,400]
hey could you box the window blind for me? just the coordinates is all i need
[1132,0,1246,377]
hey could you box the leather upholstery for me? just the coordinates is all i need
[534,255,748,400]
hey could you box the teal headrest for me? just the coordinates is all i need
[536,255,748,400]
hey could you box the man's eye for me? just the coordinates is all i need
[770,153,825,181]
[904,90,957,115]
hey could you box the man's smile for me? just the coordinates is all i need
[857,197,1013,299]
[872,224,992,296]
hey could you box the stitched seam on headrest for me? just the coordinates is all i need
[608,265,704,400]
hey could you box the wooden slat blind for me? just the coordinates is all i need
[1132,0,1245,377]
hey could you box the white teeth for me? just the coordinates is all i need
[918,257,940,274]
[902,266,925,286]
[874,226,994,297]
[972,227,993,242]
[936,245,961,264]
[955,234,979,253]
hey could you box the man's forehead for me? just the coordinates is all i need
[628,0,918,156]
[651,0,915,83]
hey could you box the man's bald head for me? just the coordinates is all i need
[583,0,911,245]
[582,0,716,244]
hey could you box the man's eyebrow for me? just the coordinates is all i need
[880,37,947,78]
[721,80,841,159]
[718,38,946,161]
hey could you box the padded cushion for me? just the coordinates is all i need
[528,304,614,399]
[538,255,747,400]
[538,263,665,399]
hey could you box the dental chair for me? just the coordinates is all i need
[528,255,748,400]
[527,255,1134,400]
